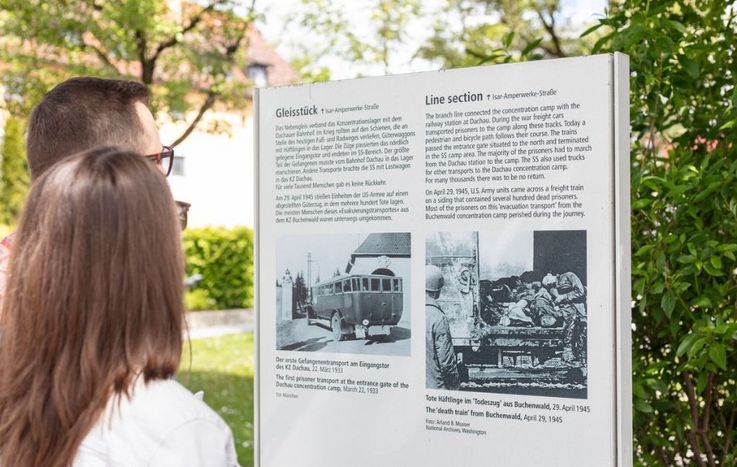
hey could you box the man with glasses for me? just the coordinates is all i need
[0,77,189,302]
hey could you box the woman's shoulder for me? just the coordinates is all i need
[112,378,233,439]
[130,378,225,424]
[77,378,238,467]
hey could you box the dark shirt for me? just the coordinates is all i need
[426,301,459,389]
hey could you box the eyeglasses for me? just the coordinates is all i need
[175,200,191,230]
[144,145,174,177]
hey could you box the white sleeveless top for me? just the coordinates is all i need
[74,378,239,467]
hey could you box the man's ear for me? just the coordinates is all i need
[133,101,162,154]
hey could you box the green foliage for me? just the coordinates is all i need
[291,0,420,76]
[290,55,331,83]
[290,0,599,76]
[185,288,216,312]
[0,0,257,143]
[183,227,254,310]
[591,1,737,465]
[367,0,421,71]
[0,116,29,225]
[417,0,597,67]
[294,272,308,305]
[181,333,254,467]
[417,0,736,463]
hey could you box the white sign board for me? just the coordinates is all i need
[255,54,631,467]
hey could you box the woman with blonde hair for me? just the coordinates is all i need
[0,147,238,467]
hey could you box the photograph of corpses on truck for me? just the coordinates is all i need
[276,232,411,356]
[425,230,587,399]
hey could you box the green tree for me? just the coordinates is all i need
[294,272,308,305]
[289,0,597,77]
[0,0,259,145]
[412,1,736,462]
[364,0,421,73]
[290,55,332,83]
[289,0,420,77]
[0,117,29,226]
[418,0,593,67]
[589,1,737,465]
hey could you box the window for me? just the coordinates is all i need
[334,283,342,294]
[352,278,359,291]
[382,278,391,292]
[371,278,380,291]
[362,278,370,291]
[171,156,186,176]
[247,64,268,88]
[393,279,401,292]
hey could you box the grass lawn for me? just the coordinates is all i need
[181,332,254,467]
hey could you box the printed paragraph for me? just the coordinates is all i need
[272,111,417,224]
[424,98,591,221]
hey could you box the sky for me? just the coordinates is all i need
[478,230,534,280]
[257,0,608,80]
[427,231,534,281]
[276,234,367,285]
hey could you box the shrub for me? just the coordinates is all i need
[183,227,254,310]
[0,116,29,226]
[185,289,216,312]
[592,2,737,465]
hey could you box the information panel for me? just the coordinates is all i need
[255,54,631,467]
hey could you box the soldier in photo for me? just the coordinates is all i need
[426,265,460,390]
[543,272,587,364]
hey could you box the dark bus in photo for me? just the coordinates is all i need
[304,274,404,341]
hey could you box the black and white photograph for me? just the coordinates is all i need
[276,233,411,356]
[425,230,588,398]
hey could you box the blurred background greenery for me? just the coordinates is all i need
[184,227,254,311]
[182,333,255,465]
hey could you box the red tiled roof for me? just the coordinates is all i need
[245,27,298,87]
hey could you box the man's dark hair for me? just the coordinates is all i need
[27,77,150,179]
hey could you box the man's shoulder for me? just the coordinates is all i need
[0,233,14,297]
[0,232,15,245]
[0,233,13,257]
[425,303,448,322]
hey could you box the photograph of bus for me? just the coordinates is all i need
[306,274,403,341]
[276,232,411,356]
